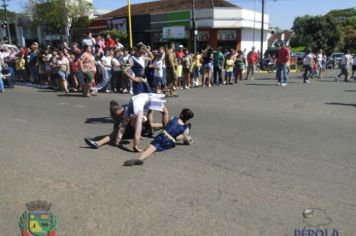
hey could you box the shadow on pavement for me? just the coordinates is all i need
[325,102,356,107]
[37,89,58,93]
[85,117,113,124]
[245,84,276,86]
[344,90,356,92]
[57,94,87,97]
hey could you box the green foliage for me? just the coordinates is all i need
[291,8,356,54]
[100,30,128,45]
[291,15,343,54]
[290,46,305,52]
[28,0,92,38]
[0,9,16,22]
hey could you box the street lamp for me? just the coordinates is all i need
[260,0,265,60]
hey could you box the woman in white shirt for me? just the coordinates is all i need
[100,50,113,92]
[55,51,70,93]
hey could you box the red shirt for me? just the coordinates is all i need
[247,51,259,64]
[176,51,184,60]
[105,38,116,48]
[277,47,290,64]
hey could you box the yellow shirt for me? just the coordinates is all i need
[16,58,26,70]
[176,65,183,77]
[225,59,234,72]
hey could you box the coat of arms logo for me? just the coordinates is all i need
[19,201,57,236]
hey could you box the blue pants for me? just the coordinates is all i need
[0,78,4,91]
[277,64,288,84]
[29,66,39,83]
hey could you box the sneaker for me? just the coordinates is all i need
[122,89,128,93]
[281,83,287,87]
[84,138,99,149]
[123,159,144,166]
[305,80,311,84]
[276,83,281,86]
[105,89,110,93]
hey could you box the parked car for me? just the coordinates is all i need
[327,52,344,69]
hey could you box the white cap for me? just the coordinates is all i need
[179,45,183,48]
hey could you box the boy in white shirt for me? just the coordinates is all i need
[152,52,164,93]
[336,50,352,82]
[303,49,314,83]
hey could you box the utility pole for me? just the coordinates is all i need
[252,0,256,46]
[2,0,11,44]
[127,0,133,48]
[191,0,197,54]
[260,0,265,60]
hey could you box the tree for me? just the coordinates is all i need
[326,8,356,52]
[26,0,92,42]
[291,8,356,54]
[290,15,343,54]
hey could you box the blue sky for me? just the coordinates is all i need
[11,0,356,29]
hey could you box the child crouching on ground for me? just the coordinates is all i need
[123,108,194,166]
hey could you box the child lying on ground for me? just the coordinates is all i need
[85,100,132,148]
[123,108,194,166]
[85,97,168,149]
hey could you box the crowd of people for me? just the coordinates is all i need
[1,33,355,166]
[0,32,356,95]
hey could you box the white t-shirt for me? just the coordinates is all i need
[82,37,94,47]
[116,42,124,50]
[352,56,356,66]
[303,53,314,65]
[101,55,112,69]
[317,53,323,62]
[340,54,352,65]
[111,57,121,71]
[153,59,163,77]
[56,57,69,72]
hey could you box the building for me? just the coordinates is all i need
[89,0,269,52]
[268,30,294,48]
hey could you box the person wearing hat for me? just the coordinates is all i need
[176,45,184,60]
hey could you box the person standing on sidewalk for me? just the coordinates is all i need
[303,48,314,84]
[245,46,259,80]
[213,47,224,85]
[165,42,179,97]
[336,50,352,82]
[276,43,290,86]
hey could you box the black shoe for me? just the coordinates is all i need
[85,138,99,149]
[123,159,144,166]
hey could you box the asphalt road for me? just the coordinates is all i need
[0,71,355,236]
